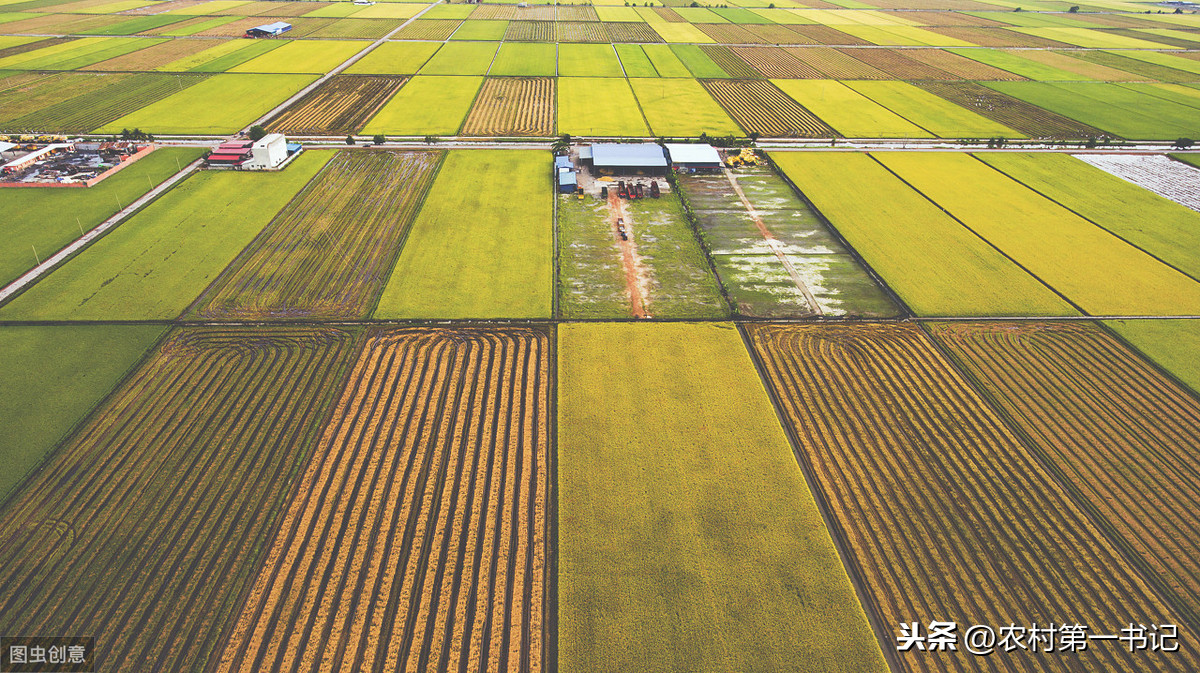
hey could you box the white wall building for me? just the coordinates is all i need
[242,134,288,170]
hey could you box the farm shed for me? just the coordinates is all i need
[245,21,292,37]
[206,140,252,167]
[587,143,668,176]
[665,143,722,171]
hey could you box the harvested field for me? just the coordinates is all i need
[786,46,890,79]
[0,37,73,61]
[470,4,516,20]
[603,21,662,43]
[0,71,129,128]
[558,5,598,21]
[194,17,334,38]
[924,25,1070,47]
[837,47,958,79]
[912,10,1008,27]
[190,150,441,320]
[1067,49,1197,83]
[787,24,872,46]
[652,6,686,21]
[932,321,1200,624]
[699,45,760,78]
[914,80,1108,138]
[80,36,221,70]
[226,1,326,17]
[732,46,823,78]
[743,23,814,44]
[266,75,406,135]
[0,326,357,672]
[214,327,550,673]
[702,79,837,137]
[309,18,405,39]
[747,322,1200,673]
[514,5,556,21]
[903,47,1027,79]
[696,22,770,44]
[505,20,554,42]
[555,21,608,43]
[394,18,462,40]
[462,77,554,136]
[6,72,209,133]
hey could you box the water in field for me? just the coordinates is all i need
[678,165,900,318]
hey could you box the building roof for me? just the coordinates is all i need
[554,155,572,169]
[253,133,285,148]
[0,141,16,153]
[664,143,721,165]
[590,143,667,168]
[558,171,577,187]
[251,21,292,32]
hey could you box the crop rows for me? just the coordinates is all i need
[0,37,72,60]
[557,5,598,20]
[839,48,958,80]
[931,321,1200,623]
[190,150,441,320]
[215,327,550,673]
[394,19,461,41]
[733,47,822,78]
[787,25,872,46]
[505,21,555,42]
[748,323,1200,673]
[462,77,554,137]
[310,18,401,40]
[268,75,407,135]
[700,45,760,79]
[554,21,608,43]
[786,47,890,79]
[697,23,770,45]
[745,24,814,45]
[81,37,218,71]
[471,5,516,20]
[5,73,209,133]
[513,5,556,21]
[904,48,1027,80]
[0,326,357,672]
[603,22,662,44]
[914,81,1110,139]
[702,79,837,137]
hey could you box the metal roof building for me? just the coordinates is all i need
[587,143,667,174]
[664,143,722,168]
[246,21,292,37]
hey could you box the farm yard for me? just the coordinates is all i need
[2,0,1200,668]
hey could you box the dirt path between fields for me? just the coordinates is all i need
[723,166,822,316]
[606,189,649,319]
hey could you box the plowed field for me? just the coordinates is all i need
[462,77,554,136]
[214,327,550,673]
[267,75,407,135]
[0,326,357,672]
[748,322,1200,673]
[190,150,441,320]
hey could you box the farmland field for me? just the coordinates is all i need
[985,81,1200,139]
[771,151,1075,316]
[677,163,900,318]
[190,150,440,320]
[877,152,1200,315]
[215,326,550,673]
[932,321,1200,623]
[702,79,835,137]
[914,81,1109,138]
[0,146,203,287]
[1107,319,1200,394]
[5,73,210,133]
[375,150,552,319]
[0,326,358,672]
[418,41,499,76]
[266,75,406,135]
[749,322,1200,673]
[461,76,554,136]
[557,77,648,136]
[559,322,888,673]
[97,73,317,134]
[344,40,439,75]
[628,77,740,137]
[228,39,363,74]
[773,78,932,137]
[0,324,163,504]
[845,80,1024,137]
[0,151,331,321]
[489,41,556,76]
[361,76,483,136]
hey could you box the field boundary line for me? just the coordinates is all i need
[866,152,1091,316]
[546,324,559,673]
[915,320,1200,635]
[974,153,1200,286]
[242,0,444,133]
[734,323,905,673]
[0,156,203,308]
[1095,320,1200,404]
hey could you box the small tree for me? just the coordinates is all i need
[424,135,441,144]
[1174,138,1195,149]
[1067,4,1079,11]
[248,125,267,141]
[345,135,356,145]
[372,134,386,145]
